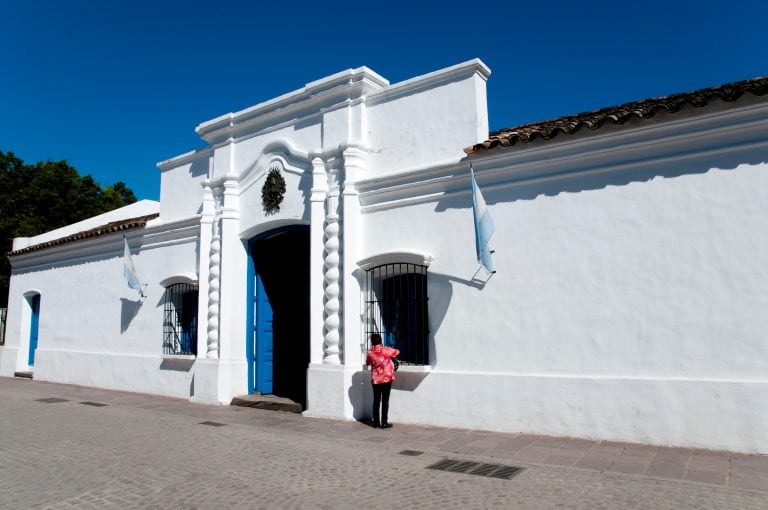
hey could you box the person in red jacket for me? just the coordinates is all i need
[366,333,400,428]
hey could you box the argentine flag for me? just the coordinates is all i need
[471,165,495,274]
[123,236,144,297]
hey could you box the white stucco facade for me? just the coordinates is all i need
[2,60,767,454]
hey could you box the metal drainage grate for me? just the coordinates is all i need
[198,421,227,427]
[79,401,108,407]
[427,459,523,480]
[399,450,424,457]
[35,397,69,404]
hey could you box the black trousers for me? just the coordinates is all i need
[372,381,392,425]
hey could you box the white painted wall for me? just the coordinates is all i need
[366,60,490,174]
[1,219,200,399]
[357,103,768,453]
[157,151,208,222]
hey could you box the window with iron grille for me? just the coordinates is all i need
[364,263,429,365]
[0,308,6,346]
[162,283,198,356]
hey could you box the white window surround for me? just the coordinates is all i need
[161,353,196,360]
[357,250,434,271]
[159,273,198,287]
[361,256,432,367]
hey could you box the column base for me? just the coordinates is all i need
[190,358,248,405]
[304,363,370,421]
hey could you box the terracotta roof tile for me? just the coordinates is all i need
[466,76,768,154]
[8,213,159,256]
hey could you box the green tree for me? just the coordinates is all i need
[0,151,137,305]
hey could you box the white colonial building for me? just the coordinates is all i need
[2,59,767,454]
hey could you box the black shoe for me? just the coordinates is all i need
[371,420,380,428]
[381,422,393,429]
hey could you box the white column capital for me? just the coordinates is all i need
[221,177,240,220]
[311,157,329,203]
[341,146,368,194]
[201,180,215,221]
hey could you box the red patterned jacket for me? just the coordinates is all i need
[366,345,400,384]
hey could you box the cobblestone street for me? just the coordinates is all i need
[1,377,767,509]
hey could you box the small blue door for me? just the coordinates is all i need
[28,295,40,366]
[254,273,273,394]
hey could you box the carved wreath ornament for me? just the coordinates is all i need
[261,166,286,214]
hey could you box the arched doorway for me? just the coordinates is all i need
[247,226,310,408]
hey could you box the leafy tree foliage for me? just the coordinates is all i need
[0,151,137,304]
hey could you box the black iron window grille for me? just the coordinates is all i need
[364,263,429,365]
[162,283,198,356]
[0,308,6,346]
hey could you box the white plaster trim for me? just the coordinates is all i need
[156,147,209,171]
[397,365,433,373]
[159,273,198,287]
[357,250,434,270]
[12,200,161,251]
[196,67,389,141]
[32,348,164,359]
[238,219,310,241]
[306,362,346,372]
[366,58,490,106]
[161,354,196,360]
[471,100,768,171]
[237,140,313,193]
[10,218,200,272]
[357,103,768,212]
[423,368,768,384]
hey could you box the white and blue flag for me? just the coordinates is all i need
[471,165,495,274]
[123,236,144,297]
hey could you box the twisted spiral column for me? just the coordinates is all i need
[322,192,341,364]
[206,228,221,358]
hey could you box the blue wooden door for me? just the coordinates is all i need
[28,295,40,366]
[254,273,273,394]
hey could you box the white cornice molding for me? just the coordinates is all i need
[366,58,490,106]
[193,59,490,146]
[357,250,434,270]
[239,219,310,241]
[357,101,768,212]
[472,100,768,169]
[160,60,489,167]
[195,67,389,143]
[12,200,161,251]
[10,217,201,272]
[156,147,209,171]
[211,137,314,193]
[159,273,199,287]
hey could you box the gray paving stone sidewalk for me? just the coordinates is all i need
[1,377,766,509]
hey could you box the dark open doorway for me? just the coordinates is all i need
[248,227,310,409]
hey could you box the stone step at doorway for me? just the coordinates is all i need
[230,393,302,413]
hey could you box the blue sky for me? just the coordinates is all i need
[2,1,765,201]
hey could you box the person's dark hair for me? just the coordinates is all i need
[371,333,383,346]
